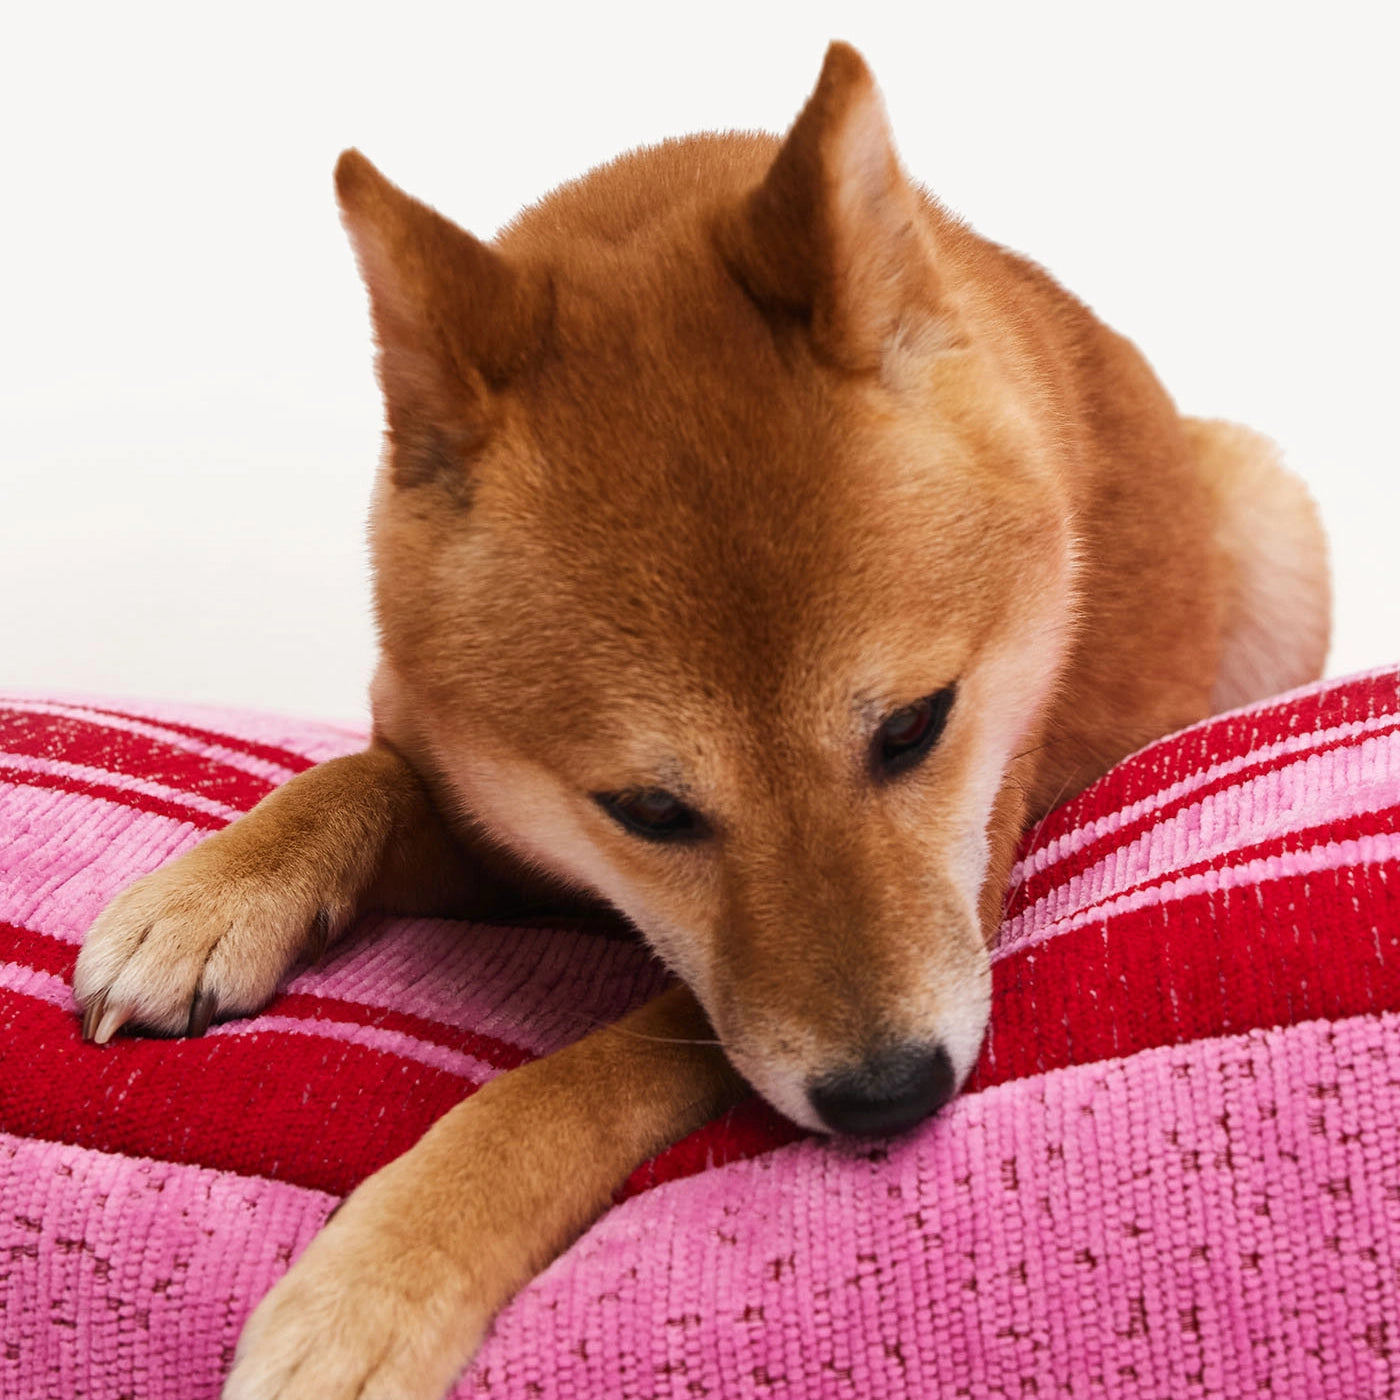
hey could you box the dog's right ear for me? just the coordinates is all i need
[334,150,550,493]
[716,43,954,375]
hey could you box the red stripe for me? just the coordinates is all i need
[0,923,77,979]
[625,853,1400,1198]
[7,852,1398,1202]
[621,1098,803,1197]
[0,923,534,1071]
[0,708,278,812]
[267,993,534,1070]
[0,921,791,1202]
[1154,671,1398,791]
[976,858,1400,1087]
[5,849,1398,1204]
[0,992,479,1198]
[1008,717,1400,919]
[5,676,1398,1208]
[1,699,323,774]
[0,765,231,831]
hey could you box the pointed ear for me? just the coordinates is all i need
[334,149,549,491]
[717,42,952,373]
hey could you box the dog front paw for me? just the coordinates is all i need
[73,834,347,1043]
[223,1171,491,1400]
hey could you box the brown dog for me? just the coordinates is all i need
[73,42,1329,1400]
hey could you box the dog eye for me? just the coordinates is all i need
[874,685,957,777]
[594,788,706,842]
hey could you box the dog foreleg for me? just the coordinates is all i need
[74,741,517,1042]
[222,983,745,1400]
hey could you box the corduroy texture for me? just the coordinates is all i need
[1,671,1398,1398]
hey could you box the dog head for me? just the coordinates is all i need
[338,44,1078,1134]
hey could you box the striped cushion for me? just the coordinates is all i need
[2,673,1398,1399]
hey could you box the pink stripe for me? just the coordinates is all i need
[0,962,71,1011]
[0,963,501,1082]
[1010,708,1400,890]
[289,917,668,1059]
[0,1131,334,1400]
[0,784,204,939]
[1003,731,1400,949]
[209,1015,501,1083]
[0,751,242,821]
[996,831,1400,961]
[5,899,662,1075]
[473,1010,1400,1399]
[3,783,665,1056]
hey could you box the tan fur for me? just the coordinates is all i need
[74,43,1328,1400]
[1183,417,1331,713]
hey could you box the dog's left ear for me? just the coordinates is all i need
[717,42,954,373]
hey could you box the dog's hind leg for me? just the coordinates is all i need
[1184,417,1331,712]
[223,983,746,1400]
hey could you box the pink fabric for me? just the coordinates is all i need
[1002,732,1400,954]
[478,1011,1400,1398]
[1,674,1398,1398]
[0,1133,332,1397]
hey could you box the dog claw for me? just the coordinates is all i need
[92,1004,129,1046]
[187,989,219,1038]
[80,991,108,1043]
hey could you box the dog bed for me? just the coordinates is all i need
[2,670,1398,1399]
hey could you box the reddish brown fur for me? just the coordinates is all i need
[349,68,1232,1106]
[75,43,1328,1400]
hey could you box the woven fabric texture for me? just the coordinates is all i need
[1,672,1398,1398]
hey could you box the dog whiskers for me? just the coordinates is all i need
[548,1005,724,1048]
[1000,759,1091,919]
[604,1025,725,1048]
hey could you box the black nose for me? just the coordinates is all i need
[808,1043,956,1137]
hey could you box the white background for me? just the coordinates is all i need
[2,1,1395,726]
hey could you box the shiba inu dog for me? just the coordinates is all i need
[73,42,1329,1400]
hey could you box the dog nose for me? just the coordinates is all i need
[808,1043,956,1136]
